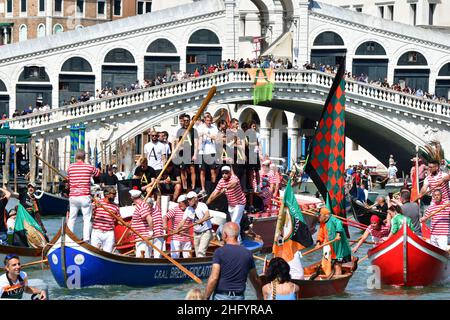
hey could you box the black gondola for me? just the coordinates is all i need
[350,198,387,226]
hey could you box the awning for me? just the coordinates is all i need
[0,128,31,143]
[0,22,14,27]
[260,32,293,61]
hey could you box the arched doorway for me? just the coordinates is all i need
[394,51,430,92]
[352,41,388,82]
[102,48,137,90]
[436,63,450,99]
[239,107,260,125]
[16,66,52,111]
[59,57,95,106]
[186,29,222,74]
[144,39,180,80]
[0,79,9,117]
[311,31,346,66]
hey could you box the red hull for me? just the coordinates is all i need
[368,222,449,286]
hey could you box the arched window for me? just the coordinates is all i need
[53,24,64,34]
[397,51,428,66]
[147,39,177,53]
[104,48,135,63]
[188,29,220,44]
[313,31,344,46]
[37,24,46,38]
[0,79,7,92]
[61,57,93,72]
[18,66,50,82]
[19,24,27,42]
[438,63,450,77]
[355,41,386,55]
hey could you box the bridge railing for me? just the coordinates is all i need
[3,69,450,131]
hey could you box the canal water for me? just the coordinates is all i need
[22,213,449,300]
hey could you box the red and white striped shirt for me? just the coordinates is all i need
[214,174,246,207]
[425,171,450,204]
[131,202,152,238]
[366,224,390,243]
[166,205,191,242]
[67,161,100,197]
[260,186,272,208]
[424,202,450,236]
[268,170,281,185]
[92,199,119,232]
[151,204,164,238]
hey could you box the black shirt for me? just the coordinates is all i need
[161,166,181,182]
[101,173,119,186]
[134,166,156,186]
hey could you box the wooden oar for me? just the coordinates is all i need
[299,238,339,258]
[92,197,202,284]
[36,153,67,180]
[359,255,369,263]
[21,258,48,269]
[143,86,217,202]
[300,208,367,231]
[349,239,376,245]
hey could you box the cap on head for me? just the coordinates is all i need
[112,164,118,168]
[221,166,231,172]
[129,187,142,198]
[27,182,36,188]
[186,191,197,199]
[177,195,187,203]
[370,215,381,223]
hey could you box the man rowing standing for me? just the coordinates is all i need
[129,188,153,258]
[91,187,119,253]
[420,189,450,250]
[419,159,450,204]
[67,149,100,241]
[163,195,193,258]
[207,166,246,242]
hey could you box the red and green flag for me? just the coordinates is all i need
[272,179,314,261]
[305,61,348,234]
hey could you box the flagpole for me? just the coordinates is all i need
[415,145,421,209]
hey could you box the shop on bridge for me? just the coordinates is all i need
[59,57,95,106]
[352,41,388,82]
[0,79,8,117]
[16,66,52,111]
[102,48,138,90]
[186,29,222,74]
[436,63,450,99]
[310,31,346,66]
[394,51,430,92]
[144,39,180,80]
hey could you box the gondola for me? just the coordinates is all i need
[34,190,69,216]
[0,243,43,265]
[45,225,263,288]
[260,261,354,299]
[350,198,386,226]
[368,220,449,286]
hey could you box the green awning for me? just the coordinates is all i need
[0,128,31,143]
[0,23,14,27]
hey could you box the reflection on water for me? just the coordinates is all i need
[21,211,449,300]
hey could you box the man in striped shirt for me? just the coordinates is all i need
[129,188,154,258]
[207,166,246,242]
[163,195,192,258]
[419,160,450,204]
[91,187,119,253]
[420,189,450,250]
[67,149,100,241]
[149,201,165,258]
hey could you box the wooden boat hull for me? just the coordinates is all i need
[350,199,386,226]
[368,222,449,286]
[35,191,69,216]
[0,243,43,265]
[46,226,263,288]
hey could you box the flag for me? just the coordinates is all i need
[13,204,46,248]
[410,164,419,202]
[305,60,348,235]
[272,179,314,261]
[247,68,275,105]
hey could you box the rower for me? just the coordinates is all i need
[163,195,192,258]
[316,207,353,276]
[129,188,153,258]
[91,187,119,253]
[352,215,390,253]
[0,254,47,300]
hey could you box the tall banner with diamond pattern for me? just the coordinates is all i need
[305,60,347,234]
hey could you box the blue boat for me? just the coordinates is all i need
[45,226,263,288]
[34,191,69,216]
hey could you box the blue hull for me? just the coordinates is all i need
[47,229,263,288]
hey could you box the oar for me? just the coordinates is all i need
[420,201,450,223]
[92,197,202,284]
[21,258,48,269]
[300,208,367,231]
[359,255,369,263]
[349,239,376,245]
[36,153,67,180]
[143,86,217,202]
[299,238,339,258]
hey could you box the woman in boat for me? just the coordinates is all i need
[352,215,390,253]
[262,257,299,300]
[385,204,414,240]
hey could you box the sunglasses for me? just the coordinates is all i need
[151,135,158,137]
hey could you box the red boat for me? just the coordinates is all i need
[367,221,449,286]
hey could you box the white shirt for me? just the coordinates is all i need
[0,271,28,298]
[199,124,219,155]
[183,202,212,233]
[288,251,304,280]
[144,141,165,171]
